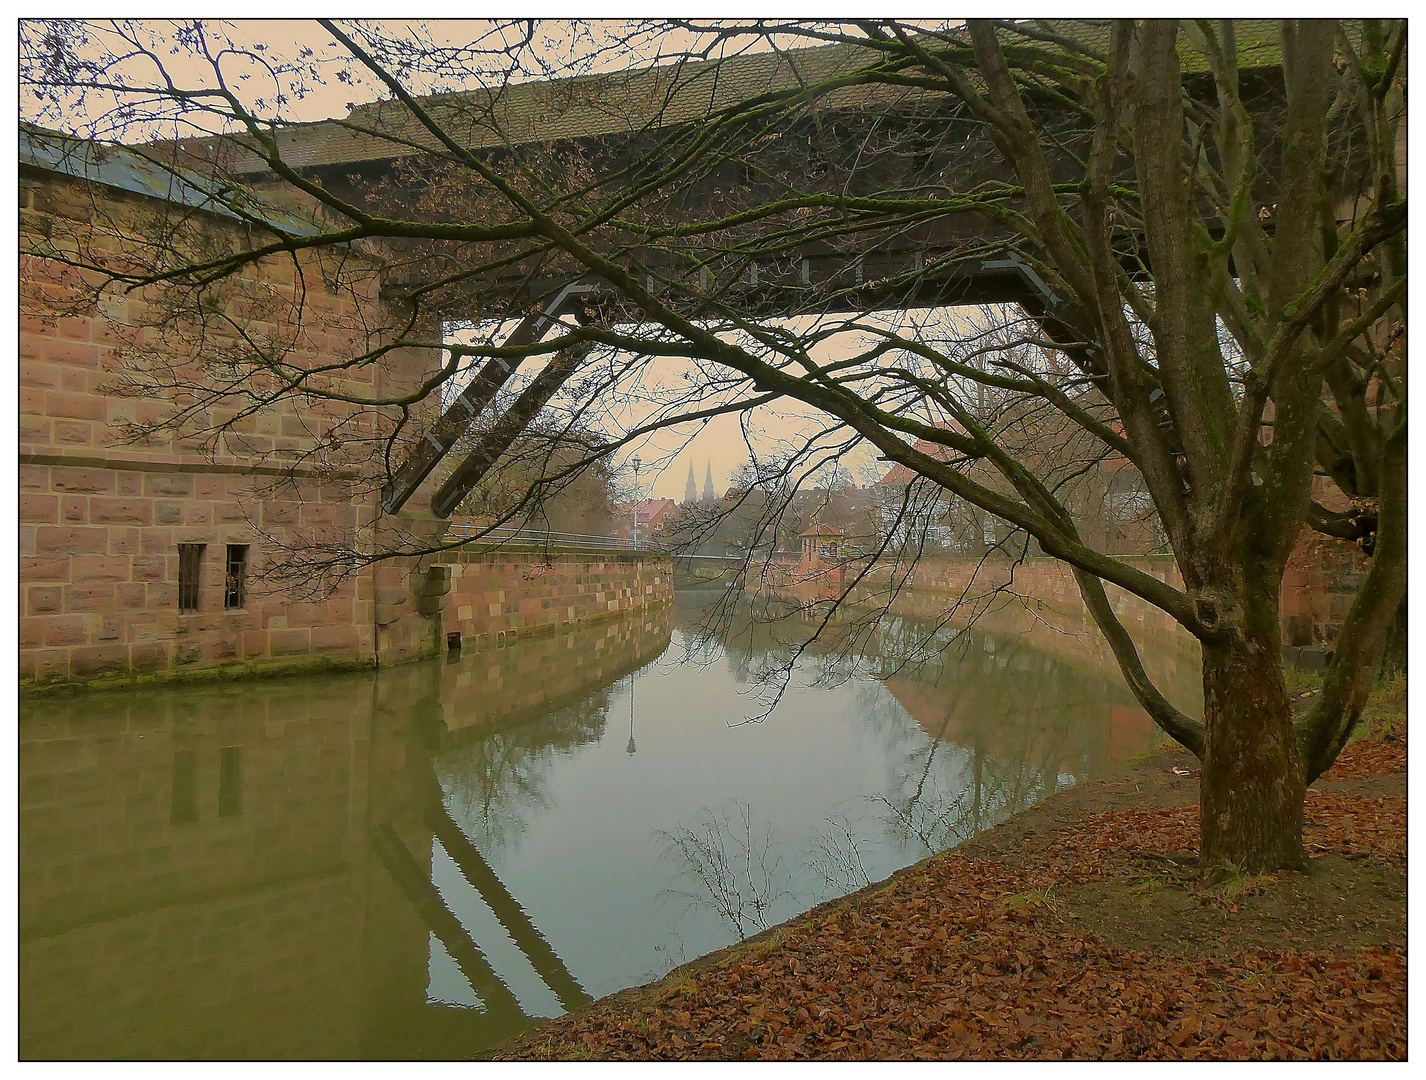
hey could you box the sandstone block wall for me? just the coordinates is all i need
[1281,531,1372,648]
[19,463,372,682]
[20,164,440,690]
[441,548,673,651]
[904,553,1187,642]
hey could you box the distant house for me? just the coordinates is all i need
[873,436,975,550]
[797,523,845,582]
[875,430,1164,556]
[615,498,679,542]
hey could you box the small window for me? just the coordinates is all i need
[178,543,204,612]
[218,746,243,818]
[225,544,249,610]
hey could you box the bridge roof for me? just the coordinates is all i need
[160,20,1300,177]
[23,123,322,236]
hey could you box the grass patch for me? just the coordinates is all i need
[1002,886,1060,913]
[1123,746,1166,767]
[1358,672,1407,741]
[1283,664,1325,697]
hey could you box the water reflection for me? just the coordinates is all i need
[20,592,1198,1060]
[19,612,668,1060]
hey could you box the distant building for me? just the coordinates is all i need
[616,498,678,542]
[683,463,698,506]
[874,437,970,550]
[702,462,716,503]
[797,523,845,583]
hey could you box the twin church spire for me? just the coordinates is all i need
[683,461,717,505]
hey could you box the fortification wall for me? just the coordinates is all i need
[1281,530,1372,650]
[440,547,673,652]
[20,166,444,691]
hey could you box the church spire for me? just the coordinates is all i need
[702,462,716,502]
[684,461,698,505]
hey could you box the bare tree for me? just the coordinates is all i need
[20,18,1406,873]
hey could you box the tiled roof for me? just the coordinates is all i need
[879,436,964,486]
[636,498,678,523]
[163,20,1308,175]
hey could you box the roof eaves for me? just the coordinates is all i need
[22,123,322,237]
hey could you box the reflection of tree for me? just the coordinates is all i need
[656,801,792,941]
[675,596,883,700]
[855,617,1154,856]
[440,690,612,854]
[806,817,874,900]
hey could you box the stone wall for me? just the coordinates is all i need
[19,163,443,690]
[19,166,674,694]
[765,554,1201,712]
[873,563,1202,716]
[440,547,673,652]
[903,553,1187,643]
[19,463,374,681]
[1281,530,1372,650]
[772,542,1362,668]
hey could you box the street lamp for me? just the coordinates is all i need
[630,454,642,550]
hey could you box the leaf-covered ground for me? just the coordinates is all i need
[494,728,1406,1061]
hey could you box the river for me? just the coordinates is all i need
[19,589,1200,1059]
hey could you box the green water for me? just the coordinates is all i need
[19,591,1199,1059]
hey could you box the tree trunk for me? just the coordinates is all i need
[1198,637,1309,874]
[1376,593,1407,680]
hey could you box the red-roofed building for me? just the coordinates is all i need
[615,498,679,543]
[797,523,845,582]
[878,436,961,487]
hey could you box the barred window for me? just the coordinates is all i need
[178,543,204,613]
[225,544,249,610]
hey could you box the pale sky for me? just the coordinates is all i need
[448,304,1002,502]
[20,19,841,139]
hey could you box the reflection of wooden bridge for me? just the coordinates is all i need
[365,609,672,1045]
[373,789,592,1024]
[368,745,591,1046]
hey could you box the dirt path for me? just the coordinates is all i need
[494,734,1406,1061]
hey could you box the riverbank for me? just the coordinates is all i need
[494,677,1406,1061]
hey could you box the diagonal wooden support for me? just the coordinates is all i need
[381,280,600,515]
[429,329,601,519]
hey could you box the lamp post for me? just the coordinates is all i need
[629,454,642,550]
